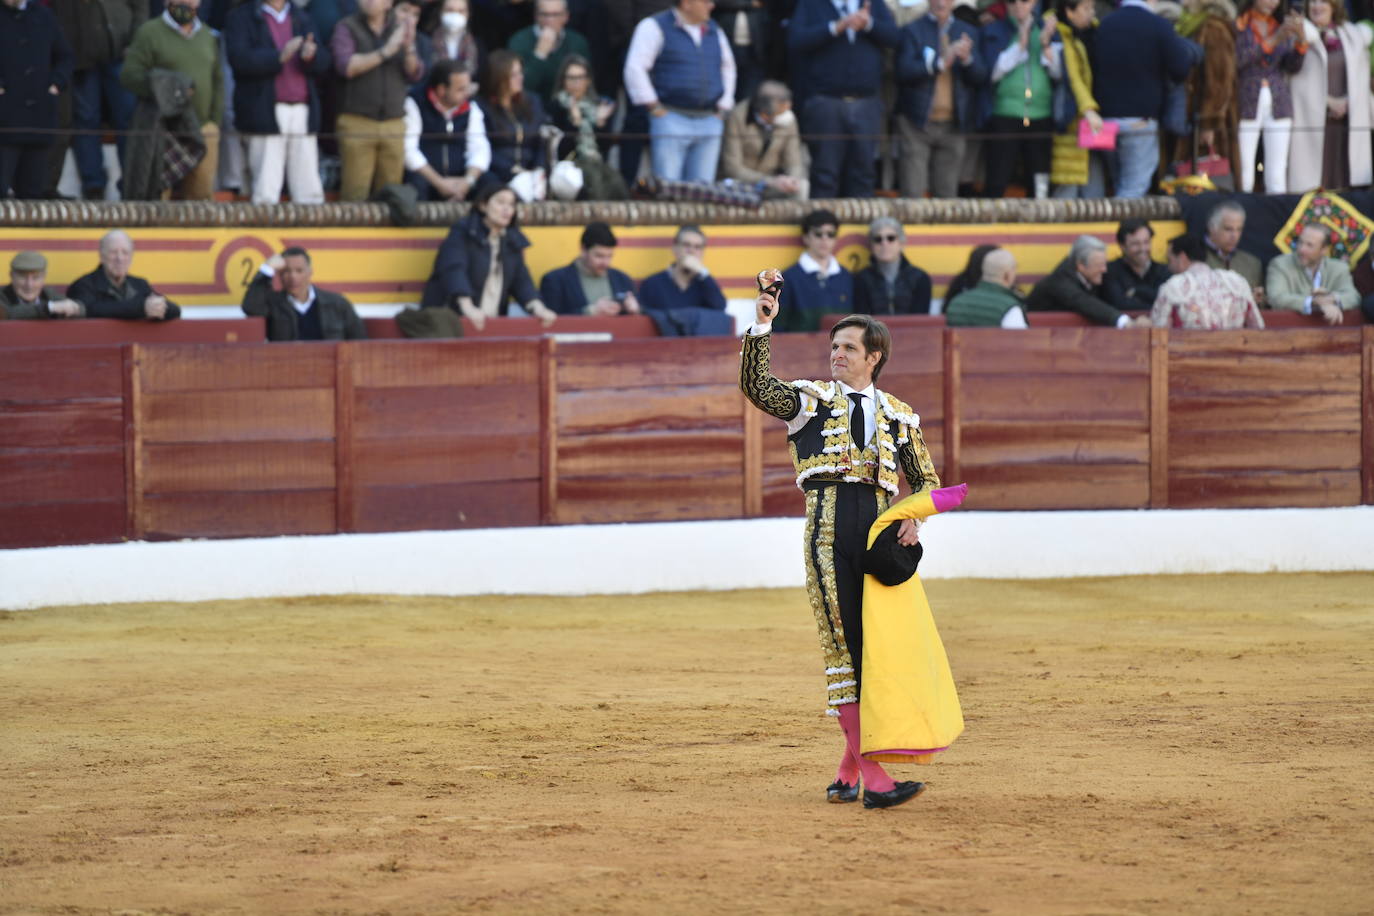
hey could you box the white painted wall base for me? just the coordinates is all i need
[2,507,1371,610]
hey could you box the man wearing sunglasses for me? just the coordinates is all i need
[776,209,854,332]
[853,218,933,315]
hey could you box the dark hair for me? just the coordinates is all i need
[1116,218,1154,246]
[830,315,892,382]
[1240,0,1291,16]
[943,244,1000,305]
[1054,0,1090,19]
[281,246,311,264]
[581,221,617,249]
[674,224,705,244]
[472,175,517,224]
[801,209,840,236]
[485,49,531,121]
[1168,233,1206,263]
[554,54,597,99]
[427,58,471,92]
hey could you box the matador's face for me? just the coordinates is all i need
[830,327,880,389]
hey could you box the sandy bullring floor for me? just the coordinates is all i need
[2,573,1372,914]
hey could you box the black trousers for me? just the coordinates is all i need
[802,481,883,709]
[983,114,1052,198]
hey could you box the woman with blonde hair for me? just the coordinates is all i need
[1288,0,1373,190]
[1049,0,1105,197]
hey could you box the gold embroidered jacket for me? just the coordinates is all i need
[739,330,939,497]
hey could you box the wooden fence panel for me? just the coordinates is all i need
[1168,329,1364,508]
[344,341,543,532]
[554,338,745,524]
[132,343,338,539]
[0,346,127,547]
[952,328,1153,510]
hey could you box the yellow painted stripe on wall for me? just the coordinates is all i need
[0,222,1184,307]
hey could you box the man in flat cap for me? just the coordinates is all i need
[0,252,84,320]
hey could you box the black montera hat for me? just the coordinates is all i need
[863,521,924,587]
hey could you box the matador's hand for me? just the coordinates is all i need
[897,518,921,546]
[755,269,783,324]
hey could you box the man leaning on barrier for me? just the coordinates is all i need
[242,246,367,341]
[0,252,84,321]
[67,230,181,322]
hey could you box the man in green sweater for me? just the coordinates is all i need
[507,0,590,102]
[944,248,1029,328]
[121,0,224,200]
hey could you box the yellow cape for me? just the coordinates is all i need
[859,490,965,764]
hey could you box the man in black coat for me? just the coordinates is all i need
[0,0,74,200]
[67,230,182,321]
[1026,235,1150,328]
[853,218,933,316]
[1104,219,1171,312]
[242,246,367,341]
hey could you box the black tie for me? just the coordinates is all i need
[849,393,866,449]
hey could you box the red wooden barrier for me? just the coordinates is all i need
[1167,329,1365,508]
[0,346,127,548]
[362,314,661,339]
[131,343,338,539]
[552,337,746,524]
[951,328,1153,510]
[0,318,265,346]
[342,340,543,531]
[3,325,1372,549]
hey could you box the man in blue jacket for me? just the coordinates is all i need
[787,0,898,198]
[893,0,986,199]
[225,0,333,204]
[1093,0,1196,198]
[777,208,854,332]
[540,222,642,316]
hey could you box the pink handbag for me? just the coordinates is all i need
[1077,119,1119,150]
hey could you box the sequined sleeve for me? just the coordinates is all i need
[739,331,801,421]
[899,424,940,494]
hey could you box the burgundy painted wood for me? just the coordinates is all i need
[0,318,265,346]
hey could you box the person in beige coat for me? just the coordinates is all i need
[1265,223,1360,325]
[719,81,809,200]
[1288,0,1373,191]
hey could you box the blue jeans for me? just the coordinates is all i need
[71,62,134,193]
[649,109,724,183]
[1108,117,1159,199]
[802,94,882,198]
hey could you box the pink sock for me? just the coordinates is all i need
[836,704,896,793]
[931,482,969,513]
[834,744,861,786]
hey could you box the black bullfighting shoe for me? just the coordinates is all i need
[862,781,926,809]
[826,780,860,803]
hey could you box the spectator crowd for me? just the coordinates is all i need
[5,0,1374,202]
[6,201,1372,330]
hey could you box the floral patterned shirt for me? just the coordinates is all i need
[1151,263,1265,330]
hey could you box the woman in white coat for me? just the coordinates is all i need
[1288,0,1373,191]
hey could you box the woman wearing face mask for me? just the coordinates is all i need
[420,178,558,331]
[1287,0,1373,191]
[428,0,481,73]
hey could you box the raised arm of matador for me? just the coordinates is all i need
[739,330,801,421]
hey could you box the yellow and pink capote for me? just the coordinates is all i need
[859,489,965,764]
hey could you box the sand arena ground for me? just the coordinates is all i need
[2,572,1372,915]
